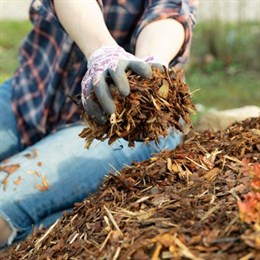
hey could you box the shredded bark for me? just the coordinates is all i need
[1,117,259,260]
[79,67,196,148]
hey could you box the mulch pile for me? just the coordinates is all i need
[79,68,195,148]
[1,117,260,260]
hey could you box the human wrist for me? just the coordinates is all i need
[135,49,170,67]
[83,41,118,61]
[142,56,169,67]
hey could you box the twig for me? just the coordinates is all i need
[185,156,209,170]
[35,219,59,249]
[104,206,123,236]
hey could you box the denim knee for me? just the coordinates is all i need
[0,78,23,161]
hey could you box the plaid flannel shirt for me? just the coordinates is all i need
[12,0,199,146]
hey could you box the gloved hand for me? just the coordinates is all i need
[143,56,168,70]
[81,45,152,124]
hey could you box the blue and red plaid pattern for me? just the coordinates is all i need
[11,0,199,146]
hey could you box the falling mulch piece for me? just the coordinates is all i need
[0,163,20,190]
[1,117,260,259]
[35,175,49,191]
[79,67,196,148]
[23,148,38,159]
[13,175,22,186]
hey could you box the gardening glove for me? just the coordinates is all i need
[81,45,152,124]
[143,56,168,70]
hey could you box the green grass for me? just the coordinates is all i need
[187,70,260,110]
[0,20,32,82]
[0,20,259,110]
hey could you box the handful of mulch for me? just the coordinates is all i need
[79,67,196,148]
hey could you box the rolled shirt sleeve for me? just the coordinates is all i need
[130,0,199,67]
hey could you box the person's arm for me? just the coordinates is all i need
[135,19,185,66]
[131,0,199,68]
[53,0,117,60]
[53,0,151,124]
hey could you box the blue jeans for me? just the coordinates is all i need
[0,79,182,246]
